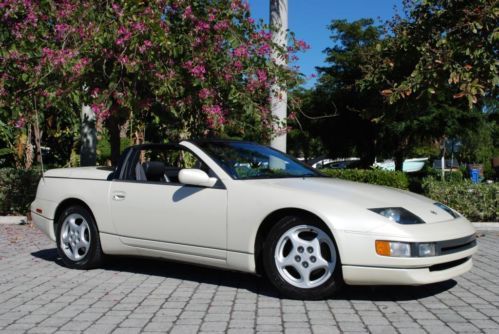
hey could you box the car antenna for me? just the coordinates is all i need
[35,108,45,183]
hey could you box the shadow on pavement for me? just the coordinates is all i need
[31,248,456,301]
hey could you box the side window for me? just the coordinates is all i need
[130,147,210,183]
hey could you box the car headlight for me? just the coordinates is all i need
[418,243,436,257]
[434,202,460,219]
[369,207,425,224]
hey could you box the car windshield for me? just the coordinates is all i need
[197,141,321,180]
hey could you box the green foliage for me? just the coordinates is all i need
[425,168,465,182]
[422,177,498,222]
[305,19,381,165]
[0,168,41,215]
[320,168,409,190]
[360,0,498,109]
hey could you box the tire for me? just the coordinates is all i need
[263,215,342,299]
[56,205,103,269]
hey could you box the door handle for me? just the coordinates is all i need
[112,192,126,201]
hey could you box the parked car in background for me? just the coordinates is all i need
[31,140,477,299]
[318,158,363,170]
[312,158,361,169]
[432,158,460,171]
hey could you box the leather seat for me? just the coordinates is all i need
[143,161,166,182]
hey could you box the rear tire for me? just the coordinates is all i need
[263,215,342,299]
[56,205,102,269]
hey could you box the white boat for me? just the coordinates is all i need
[374,157,428,173]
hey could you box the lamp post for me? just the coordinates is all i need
[270,0,288,153]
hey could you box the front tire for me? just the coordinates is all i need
[263,215,342,299]
[56,205,102,269]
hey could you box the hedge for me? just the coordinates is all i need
[0,168,41,215]
[422,177,498,222]
[320,168,410,190]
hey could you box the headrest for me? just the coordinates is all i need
[143,161,165,181]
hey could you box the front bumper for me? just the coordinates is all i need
[335,217,477,285]
[343,256,473,285]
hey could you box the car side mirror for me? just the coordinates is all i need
[178,168,217,188]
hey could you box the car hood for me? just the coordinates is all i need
[247,177,456,224]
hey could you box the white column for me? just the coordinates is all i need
[270,0,288,153]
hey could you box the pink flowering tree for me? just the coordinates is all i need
[1,0,308,166]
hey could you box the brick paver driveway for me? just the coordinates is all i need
[0,224,498,334]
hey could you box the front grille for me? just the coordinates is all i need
[429,257,470,272]
[436,235,476,256]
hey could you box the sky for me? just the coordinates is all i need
[248,0,403,87]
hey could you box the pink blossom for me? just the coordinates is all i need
[232,60,243,72]
[256,69,267,83]
[195,20,210,31]
[202,104,225,128]
[295,39,311,50]
[257,30,272,41]
[198,88,213,99]
[138,40,153,53]
[183,61,205,79]
[58,2,77,18]
[203,104,223,116]
[190,65,206,79]
[42,48,77,66]
[132,22,147,33]
[72,57,89,75]
[256,43,271,56]
[117,55,130,65]
[91,103,110,120]
[25,10,38,26]
[55,23,70,39]
[116,26,131,46]
[233,45,249,58]
[91,87,100,98]
[14,116,26,128]
[182,5,195,20]
[192,37,203,47]
[111,3,123,17]
[214,20,229,31]
[247,17,255,24]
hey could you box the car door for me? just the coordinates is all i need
[108,145,227,260]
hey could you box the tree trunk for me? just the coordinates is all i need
[108,115,121,166]
[394,152,404,171]
[24,126,33,170]
[32,118,43,164]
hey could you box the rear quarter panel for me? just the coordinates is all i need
[32,177,115,234]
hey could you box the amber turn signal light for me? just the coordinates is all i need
[375,240,391,256]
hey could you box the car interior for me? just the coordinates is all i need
[130,147,212,183]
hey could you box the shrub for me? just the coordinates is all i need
[0,168,41,215]
[422,177,498,222]
[320,169,409,190]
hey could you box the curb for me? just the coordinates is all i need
[0,216,27,225]
[472,222,499,231]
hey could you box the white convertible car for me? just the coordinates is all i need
[31,140,477,299]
